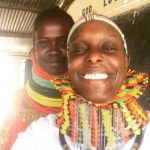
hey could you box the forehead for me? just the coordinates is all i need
[36,17,70,30]
[35,18,72,38]
[70,20,122,42]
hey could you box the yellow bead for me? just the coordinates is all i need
[134,129,141,135]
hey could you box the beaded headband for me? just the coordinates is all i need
[67,14,128,54]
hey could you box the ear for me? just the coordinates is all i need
[125,54,130,70]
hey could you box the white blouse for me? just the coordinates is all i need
[11,114,150,150]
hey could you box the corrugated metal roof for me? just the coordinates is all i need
[0,0,63,56]
[0,0,62,12]
[0,8,36,35]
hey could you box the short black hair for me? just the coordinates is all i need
[34,6,74,31]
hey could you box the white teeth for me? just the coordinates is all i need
[83,73,108,80]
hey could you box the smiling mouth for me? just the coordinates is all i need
[82,73,109,80]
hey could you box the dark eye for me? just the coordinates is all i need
[36,40,49,48]
[69,45,87,55]
[101,42,117,52]
[104,47,116,51]
[56,38,67,47]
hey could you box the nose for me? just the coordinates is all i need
[86,49,104,64]
[47,41,60,54]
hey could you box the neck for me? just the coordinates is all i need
[31,52,67,80]
[42,62,67,76]
[22,52,67,113]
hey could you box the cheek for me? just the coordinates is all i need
[112,60,127,88]
[68,56,83,70]
[35,51,47,64]
[68,58,83,82]
[36,48,47,55]
[107,56,127,83]
[108,55,127,70]
[60,49,67,57]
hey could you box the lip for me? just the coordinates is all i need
[49,58,60,61]
[47,53,60,58]
[46,56,65,63]
[46,59,60,63]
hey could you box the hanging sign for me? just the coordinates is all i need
[67,0,150,21]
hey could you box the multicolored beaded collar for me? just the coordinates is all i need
[52,70,149,149]
[23,52,67,114]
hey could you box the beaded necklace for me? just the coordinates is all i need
[23,52,67,114]
[52,70,149,150]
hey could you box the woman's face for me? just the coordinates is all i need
[68,20,129,103]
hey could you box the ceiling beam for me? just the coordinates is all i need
[0,2,42,13]
[7,52,30,57]
[61,0,75,11]
[0,0,62,13]
[0,31,33,38]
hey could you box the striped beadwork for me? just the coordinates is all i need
[55,70,149,149]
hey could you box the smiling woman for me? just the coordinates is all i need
[12,14,150,150]
[57,15,149,150]
[67,15,129,103]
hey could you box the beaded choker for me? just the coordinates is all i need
[52,70,149,149]
[23,52,67,114]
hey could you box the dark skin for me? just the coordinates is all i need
[34,17,73,75]
[68,20,130,103]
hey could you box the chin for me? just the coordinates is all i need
[80,87,116,103]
